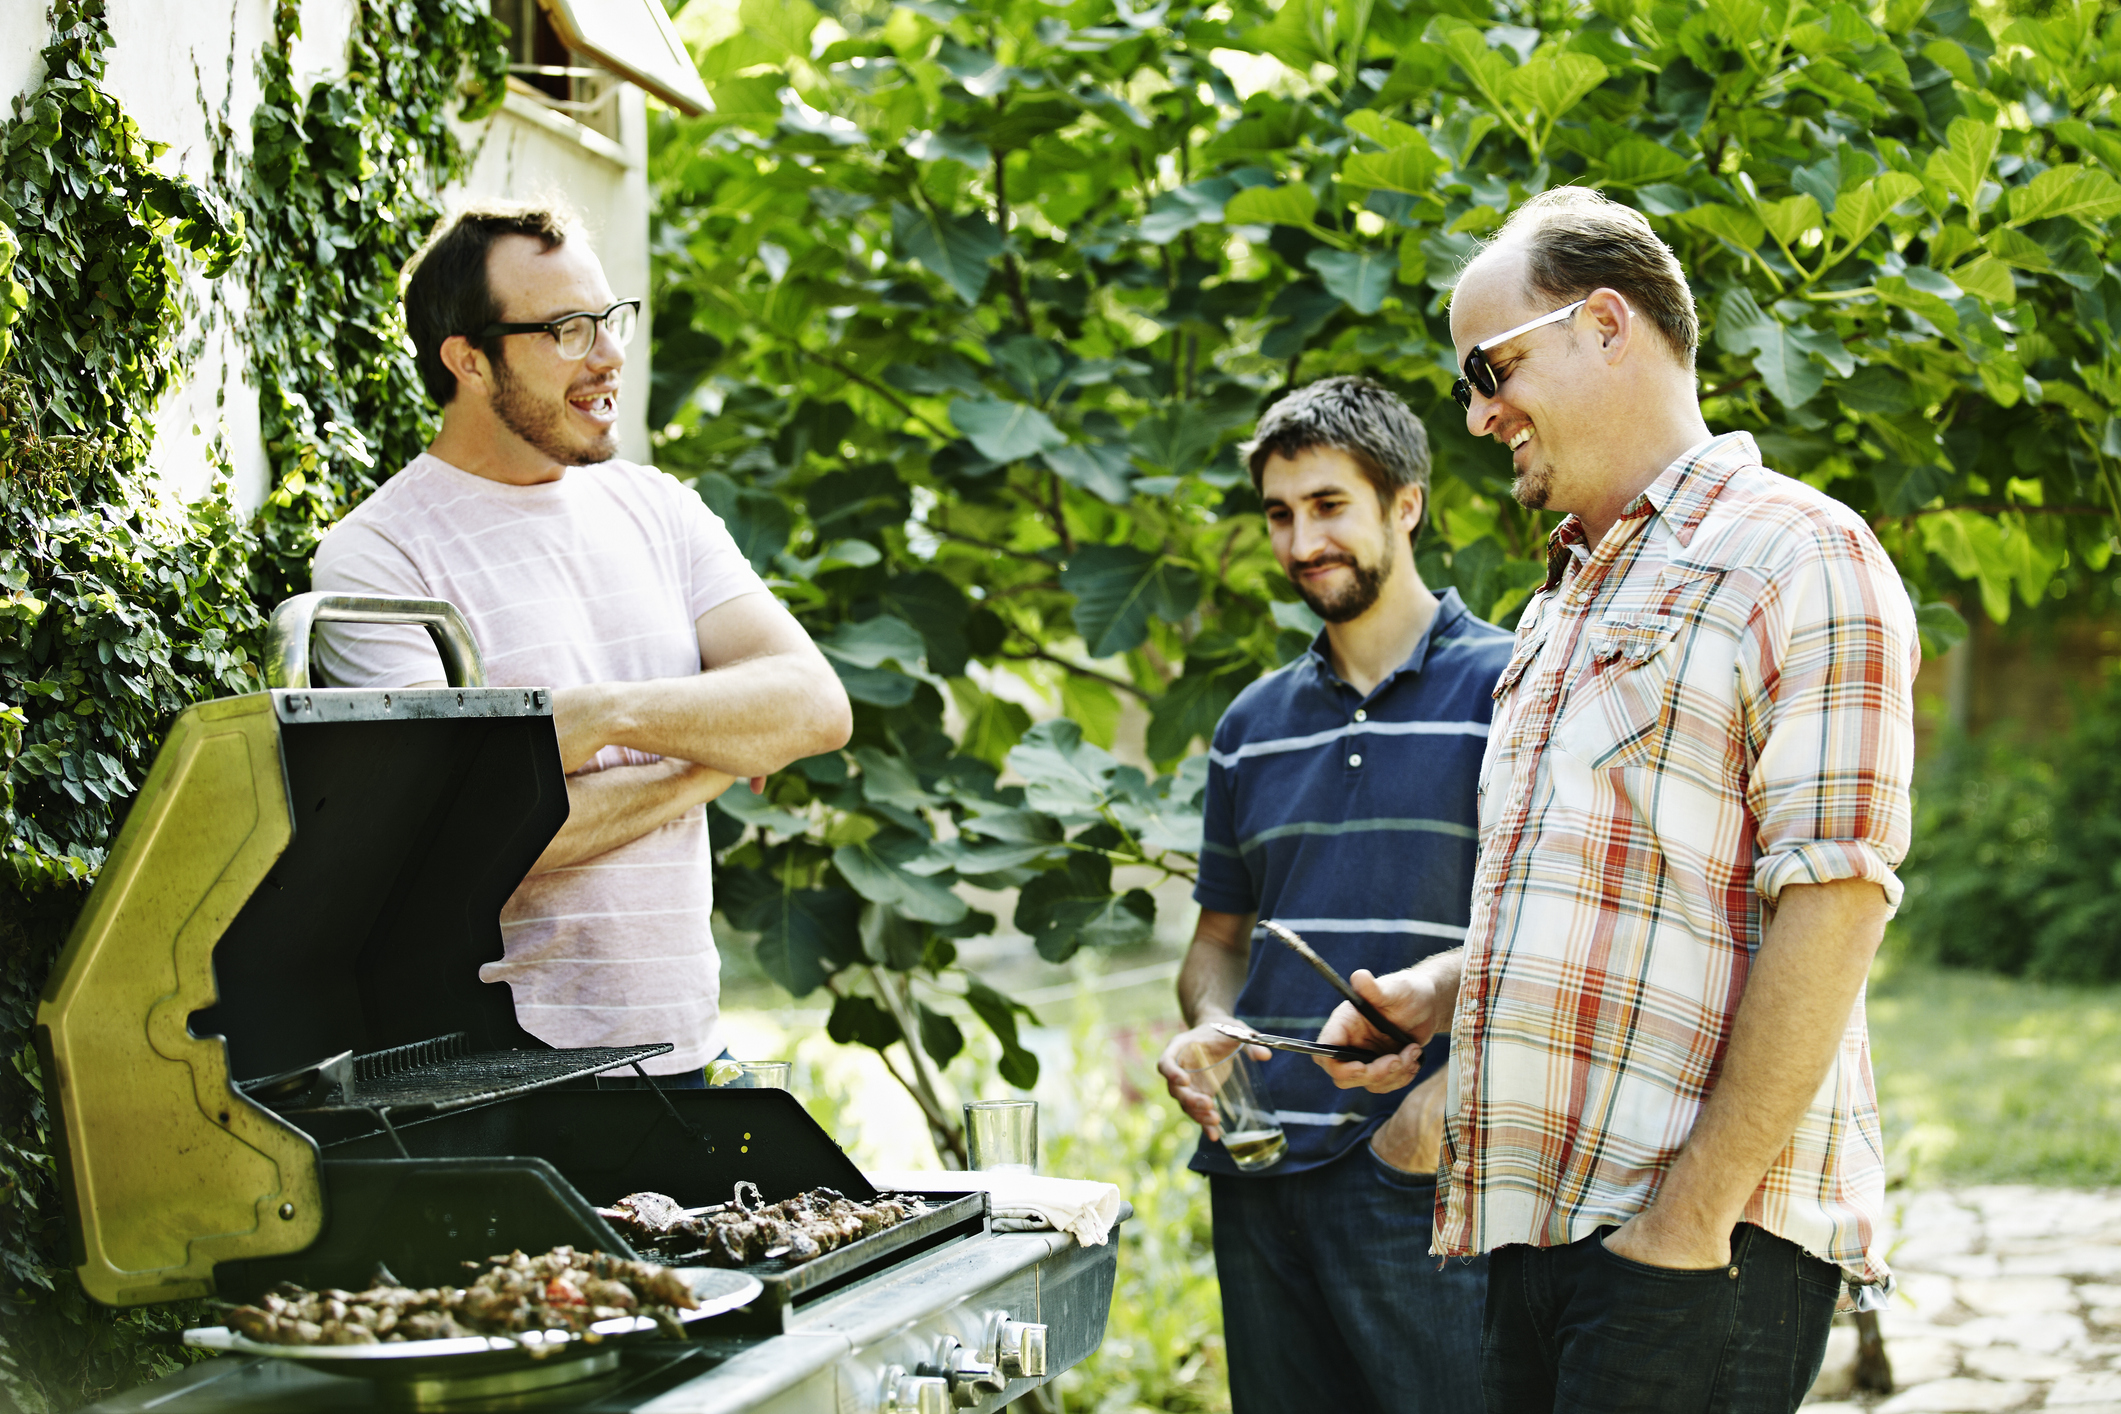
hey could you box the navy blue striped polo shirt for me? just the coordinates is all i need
[1190,587,1513,1178]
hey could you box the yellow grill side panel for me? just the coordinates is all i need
[36,694,324,1306]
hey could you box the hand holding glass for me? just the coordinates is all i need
[1182,1043,1287,1171]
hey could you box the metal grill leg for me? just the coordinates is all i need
[370,1107,411,1159]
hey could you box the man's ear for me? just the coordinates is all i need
[439,334,487,398]
[1585,287,1632,362]
[1397,483,1425,537]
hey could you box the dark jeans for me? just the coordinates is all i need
[1483,1223,1840,1414]
[1210,1142,1487,1414]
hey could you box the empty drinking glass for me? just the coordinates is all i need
[964,1099,1038,1172]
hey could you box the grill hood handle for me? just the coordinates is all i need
[266,593,487,689]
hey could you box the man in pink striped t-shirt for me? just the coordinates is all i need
[313,205,851,1078]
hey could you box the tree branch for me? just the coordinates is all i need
[1045,469,1074,556]
[1001,639,1150,699]
[797,347,955,442]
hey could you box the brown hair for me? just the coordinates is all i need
[401,203,576,405]
[1488,188,1698,368]
[1244,376,1432,550]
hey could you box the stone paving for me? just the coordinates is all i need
[1807,1187,2121,1412]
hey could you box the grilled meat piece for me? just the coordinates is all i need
[221,1247,697,1347]
[609,1185,931,1268]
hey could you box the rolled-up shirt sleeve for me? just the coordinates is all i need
[1742,517,1919,913]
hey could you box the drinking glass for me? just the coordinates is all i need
[964,1099,1038,1173]
[1182,1043,1287,1171]
[708,1059,791,1090]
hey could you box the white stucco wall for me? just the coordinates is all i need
[2,0,653,511]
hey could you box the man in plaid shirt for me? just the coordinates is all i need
[1317,188,1918,1412]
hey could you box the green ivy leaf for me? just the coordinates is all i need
[1827,172,1923,249]
[1595,137,1694,188]
[1502,52,1608,121]
[738,886,864,996]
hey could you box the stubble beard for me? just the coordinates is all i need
[489,349,618,468]
[1512,459,1553,512]
[1291,547,1393,624]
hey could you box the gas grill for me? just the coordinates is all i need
[41,594,1123,1413]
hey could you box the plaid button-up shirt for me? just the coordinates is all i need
[1437,431,1916,1298]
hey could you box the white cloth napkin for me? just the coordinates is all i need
[864,1170,1124,1247]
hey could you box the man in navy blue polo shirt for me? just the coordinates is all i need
[1157,376,1511,1414]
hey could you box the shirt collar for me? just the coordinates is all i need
[1307,587,1468,695]
[1540,431,1760,590]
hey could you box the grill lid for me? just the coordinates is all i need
[36,597,577,1306]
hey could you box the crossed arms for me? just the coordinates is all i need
[512,592,851,873]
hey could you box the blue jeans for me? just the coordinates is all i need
[1210,1142,1487,1414]
[1483,1223,1839,1414]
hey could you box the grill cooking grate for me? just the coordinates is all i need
[241,1033,674,1119]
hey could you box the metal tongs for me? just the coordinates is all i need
[1258,920,1422,1052]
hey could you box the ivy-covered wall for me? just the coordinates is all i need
[0,1,510,1407]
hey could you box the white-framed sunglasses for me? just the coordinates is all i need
[1452,299,1588,410]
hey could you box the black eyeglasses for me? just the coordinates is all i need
[476,299,640,360]
[1452,299,1587,411]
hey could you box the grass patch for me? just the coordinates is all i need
[1868,952,2121,1188]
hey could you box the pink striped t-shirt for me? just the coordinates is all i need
[311,453,769,1073]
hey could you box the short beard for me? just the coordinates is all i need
[1291,549,1392,624]
[488,346,617,468]
[1512,461,1552,511]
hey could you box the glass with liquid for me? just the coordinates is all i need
[965,1099,1039,1173]
[708,1059,791,1090]
[1183,1043,1287,1171]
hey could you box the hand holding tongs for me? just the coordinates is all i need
[1258,920,1423,1052]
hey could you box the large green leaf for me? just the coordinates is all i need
[734,886,863,997]
[964,980,1041,1089]
[1013,847,1157,962]
[2007,165,2121,229]
[1307,248,1395,314]
[835,836,970,924]
[1827,172,1923,249]
[950,396,1067,462]
[891,201,1001,303]
[827,993,901,1050]
[1140,177,1238,243]
[1716,289,1825,408]
[1924,116,1999,215]
[1059,543,1203,658]
[1339,145,1444,196]
[916,1003,965,1067]
[817,616,925,706]
[1503,52,1607,120]
[1224,183,1319,229]
[1597,138,1693,188]
[1673,203,1765,252]
[1006,718,1119,819]
[1042,441,1134,504]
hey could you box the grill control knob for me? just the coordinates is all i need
[881,1366,950,1414]
[996,1319,1049,1378]
[919,1337,1007,1407]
